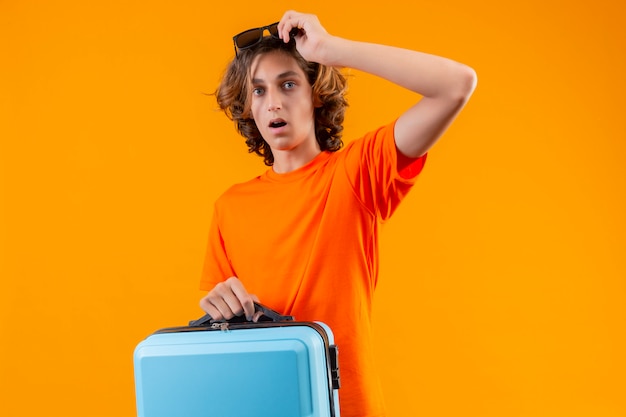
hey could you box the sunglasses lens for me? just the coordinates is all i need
[235,28,262,49]
[267,23,279,38]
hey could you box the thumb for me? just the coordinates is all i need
[250,294,264,322]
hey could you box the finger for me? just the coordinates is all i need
[199,295,216,317]
[199,294,230,321]
[214,278,250,318]
[205,293,237,320]
[229,278,255,320]
[248,294,263,322]
[252,311,264,323]
[205,279,244,320]
[221,290,246,318]
[278,10,302,42]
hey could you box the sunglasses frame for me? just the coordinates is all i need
[232,22,300,57]
[232,22,280,57]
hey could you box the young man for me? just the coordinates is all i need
[199,10,477,417]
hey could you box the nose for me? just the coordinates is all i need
[266,90,281,111]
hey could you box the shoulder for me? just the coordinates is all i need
[333,120,398,166]
[215,175,265,206]
[340,120,397,154]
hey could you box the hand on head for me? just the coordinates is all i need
[277,10,334,64]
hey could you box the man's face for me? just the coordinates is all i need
[249,51,318,164]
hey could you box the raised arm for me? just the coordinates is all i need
[278,11,477,158]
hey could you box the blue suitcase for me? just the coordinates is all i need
[133,303,340,417]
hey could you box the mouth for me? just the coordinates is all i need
[269,118,287,129]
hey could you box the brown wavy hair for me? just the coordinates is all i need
[215,36,348,166]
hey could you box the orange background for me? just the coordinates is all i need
[1,0,625,416]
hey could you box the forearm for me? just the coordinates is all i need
[323,36,476,101]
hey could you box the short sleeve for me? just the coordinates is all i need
[340,120,427,221]
[199,206,236,291]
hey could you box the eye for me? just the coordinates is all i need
[252,87,264,96]
[283,81,296,90]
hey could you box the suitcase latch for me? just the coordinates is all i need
[329,344,340,389]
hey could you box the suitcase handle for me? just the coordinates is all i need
[188,302,294,327]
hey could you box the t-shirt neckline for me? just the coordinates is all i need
[263,151,332,183]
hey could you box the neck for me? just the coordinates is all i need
[271,145,321,174]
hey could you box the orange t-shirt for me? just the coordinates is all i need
[200,120,426,417]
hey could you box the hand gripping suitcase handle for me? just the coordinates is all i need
[188,302,294,327]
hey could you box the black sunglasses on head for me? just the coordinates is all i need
[232,22,299,57]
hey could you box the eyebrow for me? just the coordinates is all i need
[252,70,301,85]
